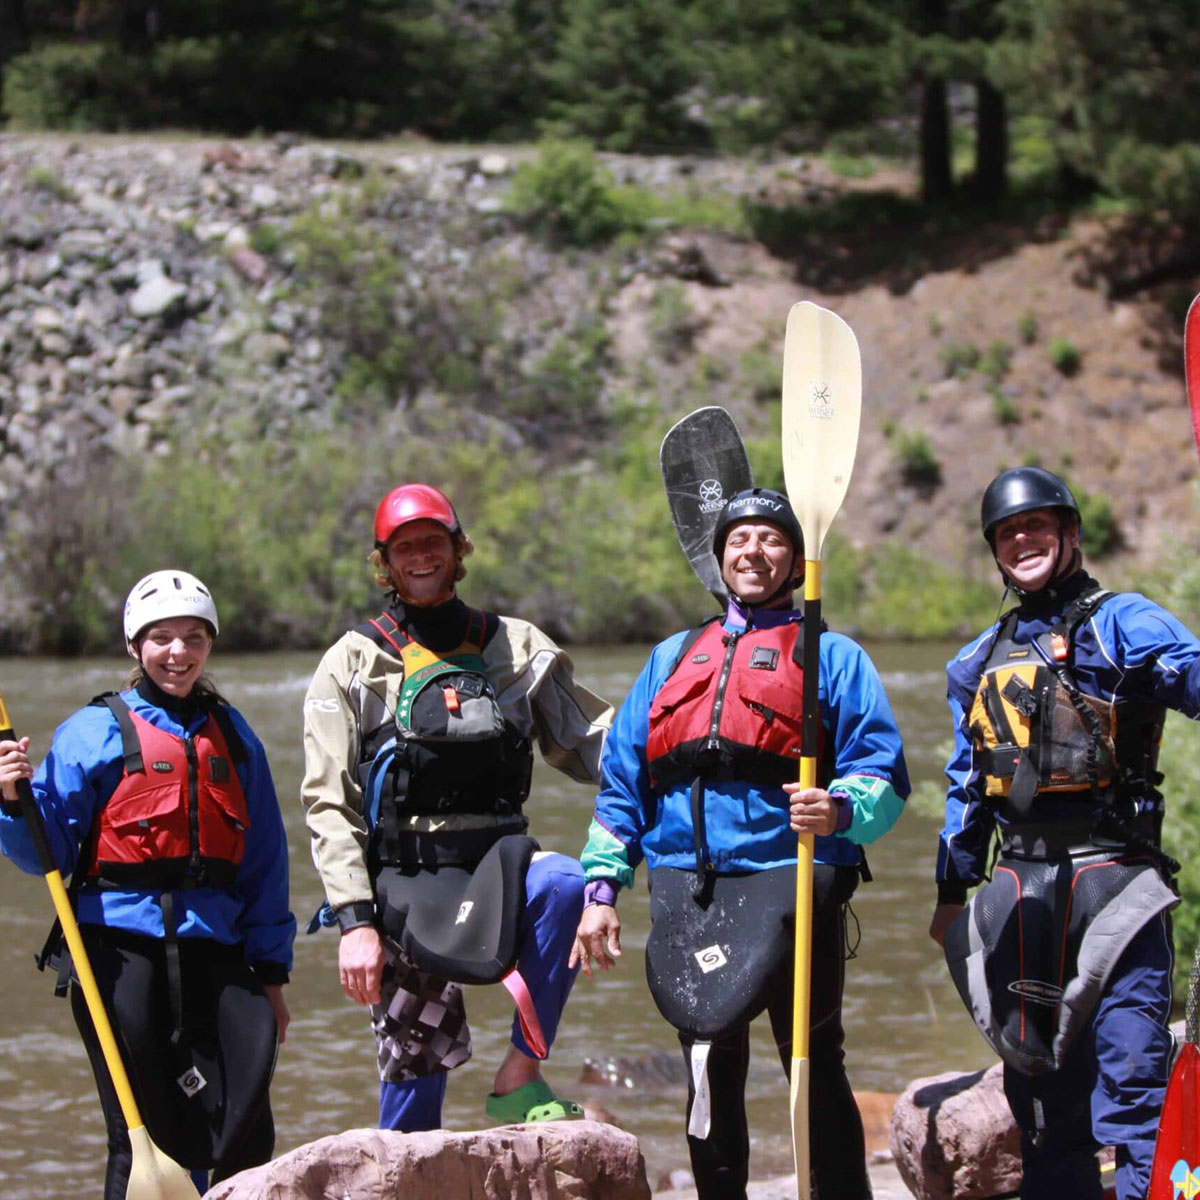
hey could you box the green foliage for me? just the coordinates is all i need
[1047,336,1081,376]
[990,387,1021,425]
[857,545,997,638]
[507,140,633,247]
[1158,710,1200,1003]
[1074,487,1119,557]
[890,429,942,487]
[1017,308,1039,345]
[2,42,133,130]
[980,339,1013,382]
[939,340,981,379]
[542,0,705,153]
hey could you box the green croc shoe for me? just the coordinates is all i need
[485,1078,585,1124]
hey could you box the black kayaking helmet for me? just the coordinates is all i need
[980,467,1081,544]
[712,487,805,560]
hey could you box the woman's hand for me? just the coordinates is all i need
[264,983,291,1044]
[784,781,840,837]
[0,737,33,802]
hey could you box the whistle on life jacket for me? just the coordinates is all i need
[1050,632,1068,662]
[441,684,461,713]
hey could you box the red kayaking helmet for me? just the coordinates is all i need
[374,483,462,547]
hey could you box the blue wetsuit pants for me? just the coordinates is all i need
[678,864,872,1200]
[379,852,584,1130]
[1002,910,1174,1200]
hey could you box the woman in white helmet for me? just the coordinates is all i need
[0,570,295,1199]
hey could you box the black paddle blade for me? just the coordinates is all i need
[660,406,753,604]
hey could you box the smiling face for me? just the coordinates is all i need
[720,519,797,607]
[991,506,1080,593]
[383,518,459,607]
[132,616,213,698]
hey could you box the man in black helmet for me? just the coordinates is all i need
[930,466,1200,1200]
[571,486,910,1199]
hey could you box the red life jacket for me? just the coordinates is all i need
[646,618,828,791]
[86,695,250,890]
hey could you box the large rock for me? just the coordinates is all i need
[889,1063,1021,1200]
[203,1120,651,1200]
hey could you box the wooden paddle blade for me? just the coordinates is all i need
[789,1056,812,1200]
[660,406,754,602]
[126,1125,201,1200]
[1186,293,1200,460]
[781,302,862,561]
[1150,1041,1200,1199]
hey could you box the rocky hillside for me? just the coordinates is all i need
[1,132,1197,644]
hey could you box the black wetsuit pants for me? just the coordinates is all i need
[678,864,871,1200]
[70,926,278,1200]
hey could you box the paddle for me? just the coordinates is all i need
[660,406,754,603]
[0,694,200,1200]
[780,301,863,1199]
[1149,942,1200,1198]
[1148,292,1200,1194]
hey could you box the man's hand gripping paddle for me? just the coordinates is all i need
[0,694,200,1200]
[1149,295,1200,1198]
[780,302,862,1199]
[660,406,754,604]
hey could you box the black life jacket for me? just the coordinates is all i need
[968,588,1165,819]
[356,609,533,870]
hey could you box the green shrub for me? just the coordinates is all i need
[1074,487,1119,557]
[1017,308,1038,345]
[990,387,1021,425]
[858,545,997,638]
[892,429,942,486]
[1048,337,1081,376]
[2,42,134,130]
[506,140,633,247]
[939,340,980,379]
[980,339,1013,382]
[27,166,74,201]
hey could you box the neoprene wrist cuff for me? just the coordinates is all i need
[335,901,377,933]
[830,791,853,833]
[251,962,290,986]
[937,880,969,906]
[583,879,618,908]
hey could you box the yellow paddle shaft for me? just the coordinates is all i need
[43,868,148,1132]
[0,695,146,1134]
[789,560,821,1200]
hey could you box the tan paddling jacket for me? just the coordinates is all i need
[302,615,613,915]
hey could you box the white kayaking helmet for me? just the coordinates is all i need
[123,570,219,642]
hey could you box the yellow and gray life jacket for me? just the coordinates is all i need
[968,589,1165,819]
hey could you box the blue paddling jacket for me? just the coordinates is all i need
[937,571,1200,902]
[0,684,295,979]
[581,603,910,891]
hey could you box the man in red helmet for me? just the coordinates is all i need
[301,483,613,1131]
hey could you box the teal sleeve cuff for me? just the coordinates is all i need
[580,817,636,891]
[829,775,905,845]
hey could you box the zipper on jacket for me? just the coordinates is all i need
[705,631,741,749]
[184,736,201,878]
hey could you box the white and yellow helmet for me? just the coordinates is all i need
[123,570,219,642]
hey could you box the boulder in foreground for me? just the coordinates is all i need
[203,1119,651,1200]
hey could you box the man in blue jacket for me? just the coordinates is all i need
[571,487,909,1200]
[929,467,1200,1200]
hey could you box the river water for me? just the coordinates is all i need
[0,642,994,1196]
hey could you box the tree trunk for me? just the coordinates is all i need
[0,0,28,70]
[970,79,1007,202]
[920,76,954,203]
